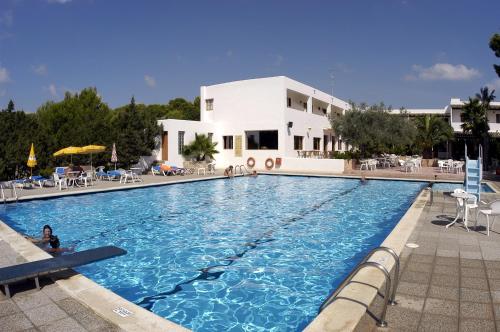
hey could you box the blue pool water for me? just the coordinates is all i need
[432,182,494,193]
[0,176,426,331]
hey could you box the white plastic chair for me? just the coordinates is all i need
[476,200,500,236]
[207,162,216,175]
[447,189,478,231]
[53,173,67,190]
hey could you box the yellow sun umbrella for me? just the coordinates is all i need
[81,145,106,169]
[53,146,84,163]
[27,143,37,176]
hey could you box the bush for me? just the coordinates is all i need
[39,168,53,178]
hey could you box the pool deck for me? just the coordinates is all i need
[1,169,500,331]
[352,190,500,332]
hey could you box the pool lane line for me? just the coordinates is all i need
[135,182,363,310]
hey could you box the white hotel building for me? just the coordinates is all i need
[156,76,351,173]
[156,76,500,171]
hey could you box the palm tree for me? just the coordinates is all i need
[475,86,496,107]
[182,134,219,161]
[461,97,490,159]
[415,114,454,158]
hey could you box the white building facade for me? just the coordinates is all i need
[156,76,350,173]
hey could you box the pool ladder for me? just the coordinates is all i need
[318,246,400,328]
[234,165,249,175]
[0,181,18,204]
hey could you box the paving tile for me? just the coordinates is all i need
[13,290,53,311]
[437,249,459,258]
[423,298,459,317]
[394,294,425,312]
[461,277,489,290]
[493,304,500,320]
[460,302,494,319]
[435,257,459,266]
[0,299,21,318]
[72,307,116,331]
[491,291,500,303]
[490,278,500,291]
[460,258,484,268]
[384,307,420,331]
[401,270,431,284]
[428,286,459,301]
[461,267,486,279]
[410,254,434,264]
[39,317,86,332]
[56,297,89,316]
[24,302,68,327]
[482,248,500,261]
[0,312,34,331]
[433,265,459,275]
[460,288,491,303]
[459,319,496,332]
[431,274,459,288]
[460,251,483,259]
[405,262,433,274]
[397,281,429,297]
[41,284,70,302]
[486,268,500,279]
[418,313,458,332]
[485,261,500,270]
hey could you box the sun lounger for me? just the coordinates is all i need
[0,245,126,298]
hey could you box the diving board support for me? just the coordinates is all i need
[464,144,482,200]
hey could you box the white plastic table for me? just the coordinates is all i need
[446,192,477,231]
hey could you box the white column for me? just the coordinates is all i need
[307,96,312,114]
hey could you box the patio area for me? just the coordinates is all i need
[355,190,500,332]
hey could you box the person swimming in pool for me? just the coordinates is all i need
[26,224,74,254]
[224,165,234,178]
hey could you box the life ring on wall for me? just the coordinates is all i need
[247,157,256,168]
[265,158,274,170]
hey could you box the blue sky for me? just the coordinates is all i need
[0,0,499,112]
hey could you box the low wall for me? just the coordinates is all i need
[274,157,344,173]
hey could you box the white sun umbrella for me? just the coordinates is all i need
[111,143,118,170]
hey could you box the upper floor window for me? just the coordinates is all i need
[206,99,214,111]
[313,137,321,150]
[496,114,500,123]
[460,113,465,122]
[223,136,233,149]
[294,136,303,150]
[287,97,291,107]
[178,131,185,154]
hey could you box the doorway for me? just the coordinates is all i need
[162,132,168,160]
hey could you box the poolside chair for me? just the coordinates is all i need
[476,200,500,236]
[52,173,67,190]
[151,165,165,176]
[31,176,52,188]
[0,246,126,298]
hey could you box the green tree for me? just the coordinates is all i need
[490,33,500,77]
[182,134,219,161]
[331,102,416,157]
[414,114,454,158]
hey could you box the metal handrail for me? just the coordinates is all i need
[234,165,249,175]
[318,261,391,327]
[317,246,400,327]
[360,246,400,305]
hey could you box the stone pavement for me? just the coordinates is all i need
[0,239,122,332]
[356,190,500,332]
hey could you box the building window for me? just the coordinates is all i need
[303,102,307,111]
[460,113,465,122]
[497,114,500,123]
[223,136,233,149]
[178,131,185,154]
[338,139,342,150]
[294,136,303,150]
[322,108,327,114]
[287,97,291,107]
[206,99,214,111]
[208,133,213,143]
[313,137,321,150]
[246,130,279,150]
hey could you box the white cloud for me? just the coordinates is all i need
[32,64,48,76]
[486,78,500,92]
[47,0,73,4]
[48,84,57,97]
[0,65,10,83]
[0,11,13,27]
[406,63,480,81]
[144,75,156,88]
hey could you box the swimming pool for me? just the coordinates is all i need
[0,176,426,331]
[432,182,494,193]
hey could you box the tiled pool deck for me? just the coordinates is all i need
[355,190,500,332]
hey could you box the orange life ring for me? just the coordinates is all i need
[247,157,256,168]
[265,158,274,170]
